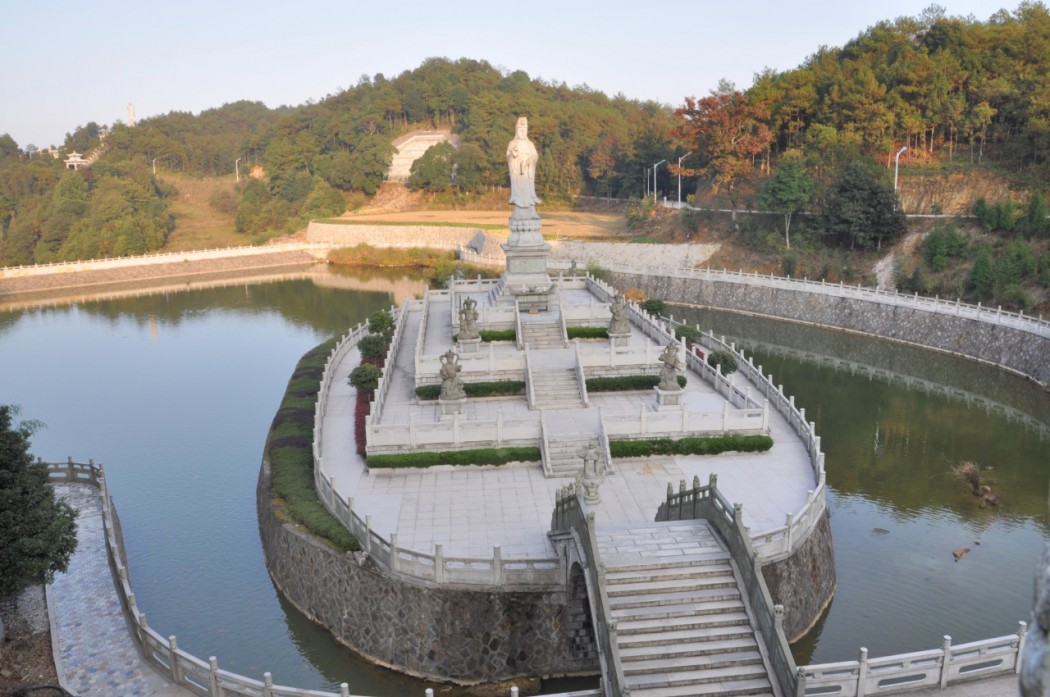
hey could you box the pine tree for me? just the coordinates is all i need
[0,406,78,597]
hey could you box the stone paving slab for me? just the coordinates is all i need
[49,483,193,697]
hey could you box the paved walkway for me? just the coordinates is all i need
[49,483,192,697]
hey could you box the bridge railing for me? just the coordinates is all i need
[657,474,799,697]
[800,624,1026,696]
[366,301,411,425]
[551,485,628,697]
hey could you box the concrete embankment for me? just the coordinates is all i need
[0,248,321,300]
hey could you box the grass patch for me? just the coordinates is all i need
[610,434,773,458]
[586,375,687,391]
[266,337,359,552]
[416,380,526,400]
[367,447,541,469]
[567,326,609,339]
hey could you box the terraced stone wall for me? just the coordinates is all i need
[257,458,597,685]
[609,271,1050,386]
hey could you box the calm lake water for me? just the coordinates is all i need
[1,270,1046,690]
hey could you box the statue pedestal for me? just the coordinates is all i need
[608,331,631,347]
[654,387,684,410]
[458,337,481,354]
[439,397,466,416]
[501,206,551,307]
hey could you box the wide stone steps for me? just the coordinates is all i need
[521,321,566,349]
[530,369,583,409]
[544,438,595,476]
[592,521,774,697]
[623,650,765,678]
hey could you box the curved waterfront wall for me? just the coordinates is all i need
[258,457,598,685]
[606,266,1050,387]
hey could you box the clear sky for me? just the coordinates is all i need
[1,0,1012,149]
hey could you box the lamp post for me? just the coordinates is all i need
[152,157,158,176]
[235,157,242,183]
[677,152,693,207]
[652,159,667,203]
[894,146,908,195]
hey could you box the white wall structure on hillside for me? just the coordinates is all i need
[387,130,461,182]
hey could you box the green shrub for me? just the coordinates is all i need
[609,434,772,459]
[358,334,388,360]
[415,380,526,400]
[640,298,667,316]
[455,329,517,342]
[586,375,686,392]
[368,309,394,336]
[349,364,383,391]
[267,337,359,552]
[674,324,703,344]
[567,326,609,339]
[586,261,609,280]
[706,350,738,374]
[367,446,541,468]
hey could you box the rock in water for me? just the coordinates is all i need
[953,547,971,562]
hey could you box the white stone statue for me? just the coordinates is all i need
[438,349,466,401]
[658,343,684,391]
[506,117,541,209]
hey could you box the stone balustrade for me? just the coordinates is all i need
[365,410,542,453]
[602,403,768,438]
[801,626,1026,696]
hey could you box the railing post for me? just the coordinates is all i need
[209,656,220,697]
[341,682,351,697]
[940,635,952,687]
[390,533,399,573]
[365,515,373,553]
[857,647,868,697]
[1018,620,1028,674]
[168,635,182,682]
[434,544,444,583]
[263,671,274,697]
[493,546,502,585]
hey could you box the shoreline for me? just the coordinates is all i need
[0,250,320,303]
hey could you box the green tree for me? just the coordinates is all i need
[760,151,813,249]
[967,245,995,300]
[348,364,382,392]
[1023,193,1048,237]
[822,161,906,250]
[407,142,455,192]
[0,405,78,597]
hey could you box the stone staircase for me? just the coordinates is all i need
[521,319,566,349]
[596,522,775,697]
[530,368,584,410]
[543,435,596,477]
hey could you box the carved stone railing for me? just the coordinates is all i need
[800,625,1026,696]
[365,411,540,453]
[550,486,627,697]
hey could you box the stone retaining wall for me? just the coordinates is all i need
[257,457,598,685]
[762,511,836,643]
[609,272,1050,386]
[307,223,507,259]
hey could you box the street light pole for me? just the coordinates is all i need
[894,146,908,194]
[677,152,693,207]
[235,157,242,183]
[652,159,667,204]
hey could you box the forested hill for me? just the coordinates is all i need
[1,3,1049,269]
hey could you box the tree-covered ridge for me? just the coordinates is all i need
[750,2,1050,175]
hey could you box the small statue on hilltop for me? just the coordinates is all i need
[658,343,684,391]
[609,293,630,336]
[438,349,466,401]
[458,297,480,342]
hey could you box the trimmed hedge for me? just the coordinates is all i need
[415,380,526,400]
[610,434,773,458]
[586,374,687,392]
[267,337,359,552]
[452,329,517,342]
[706,350,739,375]
[567,326,609,339]
[367,447,541,469]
